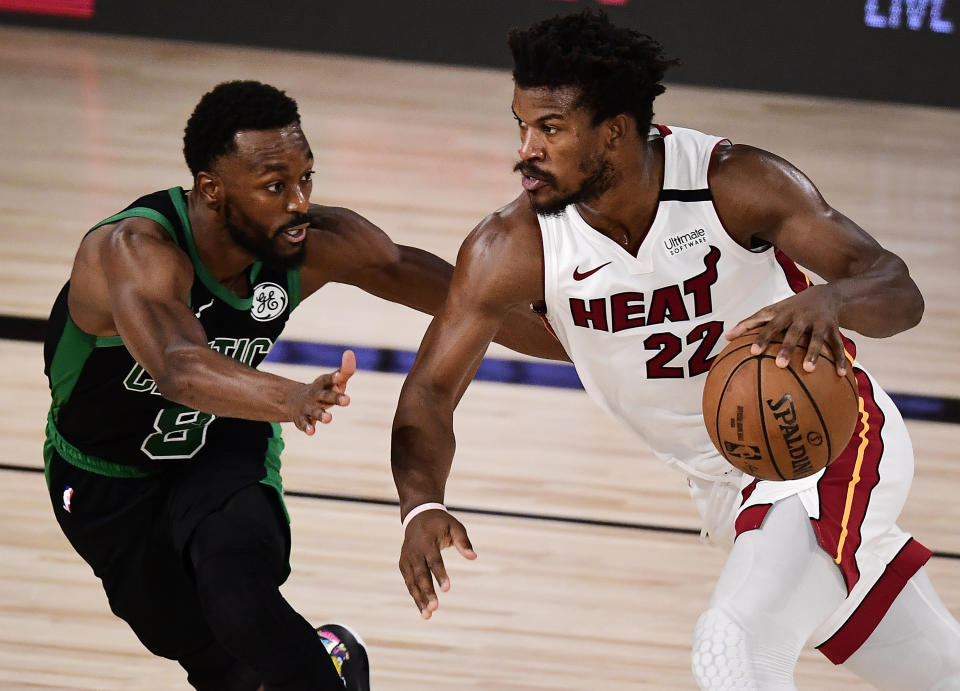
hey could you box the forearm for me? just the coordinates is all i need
[391,386,457,517]
[354,245,454,316]
[154,344,301,421]
[832,252,923,337]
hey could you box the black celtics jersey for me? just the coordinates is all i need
[43,187,301,478]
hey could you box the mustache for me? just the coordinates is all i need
[513,161,555,185]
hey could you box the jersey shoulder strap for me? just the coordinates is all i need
[87,187,188,248]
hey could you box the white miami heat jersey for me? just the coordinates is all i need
[539,125,811,482]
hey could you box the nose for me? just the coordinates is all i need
[286,184,309,214]
[518,128,544,162]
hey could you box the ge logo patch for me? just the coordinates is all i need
[251,282,288,322]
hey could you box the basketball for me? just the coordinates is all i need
[702,331,860,481]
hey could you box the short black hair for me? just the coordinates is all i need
[182,80,301,178]
[508,10,677,130]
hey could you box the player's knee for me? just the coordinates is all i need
[691,607,757,690]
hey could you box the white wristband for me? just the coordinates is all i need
[401,502,448,532]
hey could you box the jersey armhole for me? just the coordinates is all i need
[88,207,180,246]
[706,139,776,260]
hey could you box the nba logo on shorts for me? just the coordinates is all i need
[251,282,288,322]
[62,486,74,513]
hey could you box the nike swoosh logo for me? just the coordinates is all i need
[572,261,612,281]
[194,299,215,319]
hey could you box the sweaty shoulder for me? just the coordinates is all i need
[709,142,826,247]
[455,194,545,308]
[69,216,191,335]
[463,194,541,257]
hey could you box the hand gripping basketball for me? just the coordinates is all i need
[399,509,476,619]
[702,330,859,481]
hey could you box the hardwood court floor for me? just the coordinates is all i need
[0,24,958,690]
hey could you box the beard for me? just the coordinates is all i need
[515,153,618,217]
[224,203,309,270]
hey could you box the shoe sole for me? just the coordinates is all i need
[320,622,370,691]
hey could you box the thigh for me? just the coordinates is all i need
[843,568,960,691]
[186,482,289,582]
[711,495,847,644]
[46,451,217,659]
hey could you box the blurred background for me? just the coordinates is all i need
[1,0,957,106]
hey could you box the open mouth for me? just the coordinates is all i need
[521,174,547,191]
[281,222,309,243]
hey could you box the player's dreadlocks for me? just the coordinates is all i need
[183,80,300,178]
[508,10,678,131]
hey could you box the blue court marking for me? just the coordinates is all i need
[265,339,586,389]
[0,312,955,424]
[265,338,959,424]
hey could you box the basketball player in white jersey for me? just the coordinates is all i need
[390,10,960,690]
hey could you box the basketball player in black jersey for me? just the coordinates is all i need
[43,80,563,691]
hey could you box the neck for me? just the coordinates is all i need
[187,191,257,292]
[576,136,664,254]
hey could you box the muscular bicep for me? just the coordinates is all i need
[403,213,542,405]
[406,266,509,407]
[98,221,207,380]
[713,144,890,281]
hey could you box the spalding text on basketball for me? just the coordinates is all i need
[765,393,815,478]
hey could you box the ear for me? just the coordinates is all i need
[605,114,631,150]
[195,171,223,210]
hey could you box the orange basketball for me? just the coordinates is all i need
[702,330,860,481]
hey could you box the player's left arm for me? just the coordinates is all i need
[300,205,569,361]
[711,143,923,373]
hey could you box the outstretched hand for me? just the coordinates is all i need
[399,510,477,619]
[291,349,357,434]
[726,286,847,376]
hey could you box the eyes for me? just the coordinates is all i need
[266,170,314,194]
[515,118,559,136]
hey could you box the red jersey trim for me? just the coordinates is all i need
[735,503,771,536]
[773,249,811,294]
[816,538,932,664]
[810,369,885,592]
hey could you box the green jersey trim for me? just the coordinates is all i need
[49,314,127,411]
[168,188,264,311]
[261,422,288,519]
[260,422,290,580]
[91,207,179,245]
[287,268,302,311]
[45,414,162,478]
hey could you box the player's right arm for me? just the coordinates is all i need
[70,218,353,434]
[391,201,544,619]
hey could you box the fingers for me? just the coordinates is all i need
[400,551,441,619]
[451,521,477,561]
[772,323,805,368]
[801,328,827,372]
[337,349,357,384]
[726,310,770,343]
[827,330,848,376]
[399,514,477,619]
[426,551,451,594]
